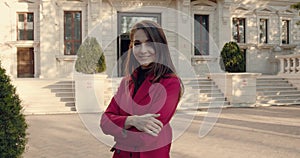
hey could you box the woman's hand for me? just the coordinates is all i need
[125,114,163,136]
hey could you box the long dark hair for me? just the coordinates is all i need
[125,20,176,82]
[124,20,184,101]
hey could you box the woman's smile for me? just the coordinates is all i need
[132,29,156,67]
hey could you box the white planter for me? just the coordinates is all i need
[208,73,261,107]
[74,72,107,113]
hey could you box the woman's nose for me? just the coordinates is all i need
[140,43,148,53]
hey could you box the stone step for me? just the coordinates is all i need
[258,98,300,103]
[257,94,300,100]
[181,97,227,102]
[46,84,75,89]
[257,90,300,95]
[65,101,75,107]
[60,97,75,102]
[183,92,223,97]
[55,92,75,98]
[256,102,300,106]
[183,80,213,85]
[257,87,297,91]
[51,88,75,93]
[256,83,292,86]
[257,100,300,105]
[257,80,289,83]
[257,77,286,80]
[199,89,222,93]
[178,101,230,110]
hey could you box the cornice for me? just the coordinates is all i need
[107,0,173,9]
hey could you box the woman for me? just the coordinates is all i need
[100,20,183,158]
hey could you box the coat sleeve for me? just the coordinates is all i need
[100,77,180,150]
[100,78,129,137]
[112,77,181,151]
[153,77,181,125]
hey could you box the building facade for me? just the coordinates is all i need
[0,0,299,79]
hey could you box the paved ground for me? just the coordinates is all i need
[23,106,300,158]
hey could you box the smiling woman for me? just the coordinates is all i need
[132,29,156,68]
[100,20,184,158]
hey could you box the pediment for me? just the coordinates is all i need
[278,8,297,15]
[108,0,172,7]
[261,8,272,12]
[191,0,217,7]
[235,7,248,11]
[232,4,252,12]
[255,6,277,14]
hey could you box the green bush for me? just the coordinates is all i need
[0,60,27,157]
[291,3,300,25]
[220,41,246,72]
[75,37,106,74]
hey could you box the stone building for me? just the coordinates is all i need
[0,0,299,79]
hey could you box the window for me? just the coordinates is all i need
[64,11,82,55]
[232,18,246,43]
[259,19,268,43]
[194,15,209,55]
[281,20,290,44]
[17,13,34,40]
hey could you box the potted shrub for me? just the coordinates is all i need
[74,37,107,113]
[208,41,260,107]
[0,60,27,157]
[219,41,245,72]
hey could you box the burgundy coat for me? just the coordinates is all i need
[100,73,181,158]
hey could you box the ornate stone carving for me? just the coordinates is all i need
[108,0,172,9]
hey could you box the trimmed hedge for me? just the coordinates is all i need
[75,37,106,74]
[0,60,27,157]
[220,41,246,72]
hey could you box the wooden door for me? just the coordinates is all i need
[17,48,34,78]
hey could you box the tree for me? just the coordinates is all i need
[219,41,246,72]
[75,37,106,74]
[291,2,300,10]
[291,2,300,25]
[0,60,27,157]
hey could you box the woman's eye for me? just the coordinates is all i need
[134,42,141,46]
[145,42,154,47]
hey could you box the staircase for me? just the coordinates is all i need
[13,79,76,115]
[47,80,76,111]
[256,76,300,106]
[178,78,229,110]
[101,77,229,111]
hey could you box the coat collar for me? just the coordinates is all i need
[128,69,155,104]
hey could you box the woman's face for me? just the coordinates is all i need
[132,29,156,68]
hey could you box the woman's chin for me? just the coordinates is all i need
[140,62,151,68]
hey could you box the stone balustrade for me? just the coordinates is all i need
[276,54,300,74]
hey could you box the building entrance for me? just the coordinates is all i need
[117,12,161,76]
[17,47,34,78]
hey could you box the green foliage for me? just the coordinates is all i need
[291,2,300,10]
[0,60,27,158]
[291,2,300,25]
[220,41,246,72]
[75,37,106,74]
[97,53,106,73]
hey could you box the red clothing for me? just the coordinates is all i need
[100,73,181,158]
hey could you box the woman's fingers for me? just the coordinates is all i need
[151,117,163,128]
[146,122,161,134]
[144,128,159,137]
[131,113,164,136]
